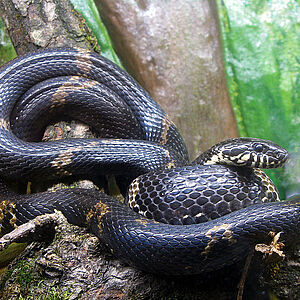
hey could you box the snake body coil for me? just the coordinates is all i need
[0,48,298,275]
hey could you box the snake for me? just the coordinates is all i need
[0,48,299,275]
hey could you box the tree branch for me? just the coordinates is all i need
[0,0,99,55]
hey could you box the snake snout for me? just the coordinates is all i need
[274,149,289,167]
[261,146,289,168]
[220,138,289,169]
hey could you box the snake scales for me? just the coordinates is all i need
[0,48,299,275]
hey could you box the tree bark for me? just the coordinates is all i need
[0,0,99,55]
[95,0,239,159]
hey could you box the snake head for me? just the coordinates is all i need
[201,137,289,169]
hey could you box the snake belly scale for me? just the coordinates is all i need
[0,48,299,275]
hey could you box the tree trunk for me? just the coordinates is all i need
[95,0,239,159]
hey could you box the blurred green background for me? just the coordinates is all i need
[217,0,300,199]
[1,0,299,199]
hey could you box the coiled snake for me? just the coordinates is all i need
[0,48,299,275]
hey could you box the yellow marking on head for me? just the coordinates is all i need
[241,153,250,161]
[204,154,222,165]
[0,118,9,130]
[86,209,94,224]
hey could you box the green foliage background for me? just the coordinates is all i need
[217,0,300,198]
[1,0,299,198]
[0,19,15,65]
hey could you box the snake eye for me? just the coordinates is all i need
[254,144,264,152]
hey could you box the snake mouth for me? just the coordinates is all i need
[243,148,289,169]
[281,151,290,165]
[271,150,290,168]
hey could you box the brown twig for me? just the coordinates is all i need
[237,247,255,300]
[0,213,58,250]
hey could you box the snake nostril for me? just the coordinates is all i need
[273,151,289,165]
[276,151,285,159]
[274,153,281,160]
[283,152,290,162]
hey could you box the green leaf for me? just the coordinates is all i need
[70,0,122,67]
[0,19,16,66]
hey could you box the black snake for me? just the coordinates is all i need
[0,48,299,275]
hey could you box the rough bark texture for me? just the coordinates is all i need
[0,0,99,55]
[0,0,299,299]
[95,0,239,159]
